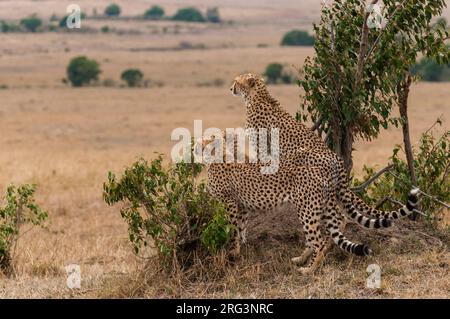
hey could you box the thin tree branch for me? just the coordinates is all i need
[386,197,426,217]
[350,164,394,192]
[424,116,443,135]
[323,129,331,144]
[387,171,450,209]
[355,0,379,88]
[363,0,410,66]
[311,117,323,131]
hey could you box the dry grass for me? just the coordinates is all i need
[98,208,450,299]
[0,0,449,298]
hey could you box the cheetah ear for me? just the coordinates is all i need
[247,77,256,88]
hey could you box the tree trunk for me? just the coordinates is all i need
[330,117,354,176]
[397,74,418,221]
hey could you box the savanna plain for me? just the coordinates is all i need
[0,0,449,298]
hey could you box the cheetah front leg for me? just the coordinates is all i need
[238,205,250,244]
[222,199,242,257]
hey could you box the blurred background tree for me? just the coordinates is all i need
[206,7,221,23]
[144,6,165,20]
[121,68,144,87]
[20,15,42,32]
[104,3,121,17]
[172,7,205,23]
[281,29,315,46]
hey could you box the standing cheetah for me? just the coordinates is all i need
[194,133,419,273]
[230,73,419,223]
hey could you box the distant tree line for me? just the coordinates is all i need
[0,4,222,34]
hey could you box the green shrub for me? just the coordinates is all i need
[59,12,86,28]
[144,6,165,20]
[281,29,315,46]
[50,14,59,22]
[172,7,205,23]
[206,7,221,23]
[121,68,144,87]
[101,25,110,33]
[67,56,101,87]
[0,21,21,33]
[103,156,232,268]
[352,121,449,227]
[411,57,450,82]
[264,63,283,84]
[20,15,42,32]
[105,4,121,17]
[0,184,48,275]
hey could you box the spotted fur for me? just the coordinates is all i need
[195,135,379,274]
[230,73,419,225]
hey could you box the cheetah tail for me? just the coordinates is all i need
[339,188,420,229]
[326,223,371,256]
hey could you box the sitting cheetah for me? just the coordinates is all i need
[194,133,419,274]
[230,73,419,222]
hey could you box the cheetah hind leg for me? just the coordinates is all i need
[296,217,327,275]
[291,246,313,265]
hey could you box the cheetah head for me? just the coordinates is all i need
[230,73,266,99]
[193,132,225,164]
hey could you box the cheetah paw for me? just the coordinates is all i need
[291,256,308,265]
[297,267,314,275]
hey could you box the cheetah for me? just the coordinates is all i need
[194,133,419,274]
[230,73,419,223]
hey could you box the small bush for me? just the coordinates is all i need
[67,56,101,87]
[121,68,144,87]
[1,20,22,33]
[352,121,450,227]
[264,63,283,84]
[50,14,59,22]
[103,156,232,269]
[0,184,48,275]
[206,7,221,23]
[20,15,42,32]
[411,57,450,82]
[144,6,165,20]
[172,7,205,23]
[105,4,121,17]
[281,29,315,46]
[101,25,110,33]
[59,12,86,29]
[264,63,295,84]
